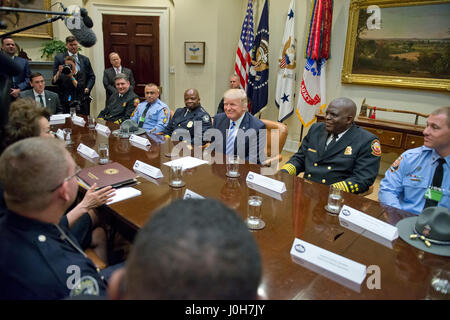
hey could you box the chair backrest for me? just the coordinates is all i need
[260,119,288,156]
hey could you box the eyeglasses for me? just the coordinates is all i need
[49,165,82,192]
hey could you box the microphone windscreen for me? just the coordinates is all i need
[64,17,97,47]
[79,8,94,28]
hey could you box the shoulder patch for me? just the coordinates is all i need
[371,139,382,156]
[122,102,126,107]
[134,98,140,107]
[70,275,100,297]
[390,156,403,173]
[202,114,210,122]
[163,108,169,116]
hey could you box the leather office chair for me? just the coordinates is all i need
[260,119,288,167]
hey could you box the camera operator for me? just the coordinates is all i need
[52,56,86,114]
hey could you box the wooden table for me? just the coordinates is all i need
[54,118,449,300]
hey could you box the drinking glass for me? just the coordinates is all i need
[63,128,72,145]
[326,186,343,214]
[87,115,96,129]
[226,155,240,178]
[98,143,109,164]
[70,107,76,119]
[247,195,265,230]
[169,164,185,188]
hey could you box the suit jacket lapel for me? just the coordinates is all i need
[318,129,329,158]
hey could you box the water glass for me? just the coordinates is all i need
[426,269,449,300]
[63,128,72,145]
[247,195,265,230]
[169,164,185,188]
[98,143,109,164]
[326,186,343,214]
[87,115,96,129]
[226,155,240,178]
[70,107,76,119]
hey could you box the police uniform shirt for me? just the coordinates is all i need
[163,105,212,145]
[98,89,139,124]
[131,98,169,133]
[379,146,450,215]
[0,209,107,299]
[281,122,381,194]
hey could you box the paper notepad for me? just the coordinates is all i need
[108,187,142,205]
[163,156,208,171]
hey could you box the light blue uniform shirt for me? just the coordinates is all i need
[131,99,169,133]
[379,146,450,215]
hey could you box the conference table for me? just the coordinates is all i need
[53,117,449,300]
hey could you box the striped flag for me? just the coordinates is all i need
[234,0,254,92]
[296,58,326,127]
[275,0,296,122]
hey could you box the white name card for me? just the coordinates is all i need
[108,187,142,205]
[55,129,65,140]
[290,238,367,285]
[49,114,66,125]
[72,115,86,127]
[184,189,204,200]
[339,218,394,249]
[77,143,99,159]
[129,134,151,146]
[133,160,163,179]
[245,171,286,194]
[95,123,111,135]
[339,205,398,242]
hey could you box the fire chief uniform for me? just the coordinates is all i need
[0,208,107,299]
[97,90,139,124]
[131,98,169,133]
[281,122,381,194]
[162,105,212,145]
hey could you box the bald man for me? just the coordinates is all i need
[281,97,381,194]
[216,75,240,114]
[162,88,212,145]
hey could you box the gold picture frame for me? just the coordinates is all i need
[185,41,205,64]
[341,0,450,91]
[0,0,53,39]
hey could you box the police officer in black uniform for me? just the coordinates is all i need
[97,73,139,124]
[281,97,381,194]
[0,138,120,299]
[162,88,212,145]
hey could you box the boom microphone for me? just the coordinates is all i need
[63,5,97,48]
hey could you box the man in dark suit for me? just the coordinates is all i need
[103,52,135,102]
[280,97,381,194]
[19,72,61,114]
[216,75,240,114]
[212,89,266,164]
[1,37,31,99]
[53,36,95,115]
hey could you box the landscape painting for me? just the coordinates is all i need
[342,0,450,91]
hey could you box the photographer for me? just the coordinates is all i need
[52,56,86,114]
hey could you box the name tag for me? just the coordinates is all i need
[184,189,204,200]
[424,188,443,202]
[133,160,163,179]
[129,134,151,146]
[77,143,99,159]
[307,148,317,153]
[339,205,398,241]
[72,115,86,127]
[246,171,286,194]
[290,238,367,285]
[55,129,65,140]
[95,123,111,135]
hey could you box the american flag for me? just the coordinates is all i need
[234,0,254,91]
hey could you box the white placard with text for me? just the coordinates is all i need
[246,171,286,194]
[290,238,367,285]
[55,129,65,140]
[133,160,163,179]
[339,205,398,241]
[77,143,99,159]
[184,189,205,200]
[95,123,111,135]
[72,115,86,127]
[129,134,151,146]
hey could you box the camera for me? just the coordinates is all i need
[62,64,72,75]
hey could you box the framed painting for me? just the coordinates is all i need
[185,41,205,64]
[0,0,53,39]
[341,0,450,91]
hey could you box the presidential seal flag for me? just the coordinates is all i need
[247,0,269,115]
[296,58,326,127]
[234,0,254,92]
[275,0,296,122]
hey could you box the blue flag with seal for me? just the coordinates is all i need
[247,0,269,115]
